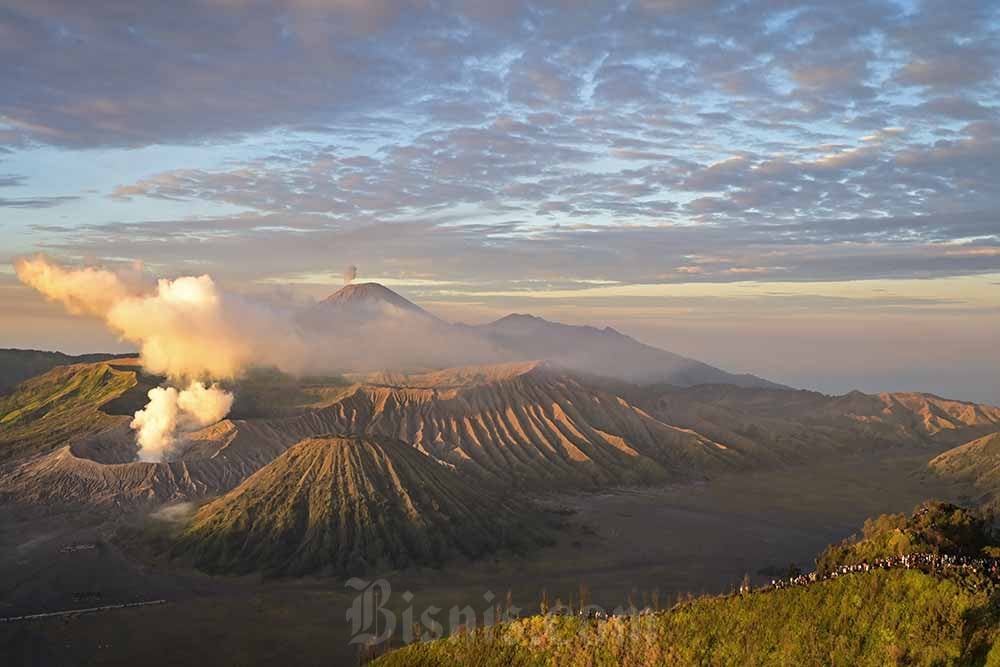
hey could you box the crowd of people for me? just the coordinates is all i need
[762,552,1000,593]
[565,551,1000,622]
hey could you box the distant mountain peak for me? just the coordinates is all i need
[491,313,543,325]
[320,282,425,312]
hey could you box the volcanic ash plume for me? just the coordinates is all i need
[131,382,234,462]
[14,255,306,379]
[13,254,136,317]
[342,264,358,285]
[14,255,306,461]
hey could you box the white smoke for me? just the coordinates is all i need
[131,382,234,462]
[14,255,303,461]
[15,255,511,460]
[15,255,307,380]
[342,264,358,285]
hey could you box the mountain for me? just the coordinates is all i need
[0,348,136,395]
[315,282,437,320]
[173,435,549,576]
[6,359,1000,511]
[213,360,745,490]
[373,503,1000,666]
[475,314,783,388]
[375,570,993,666]
[0,361,740,509]
[928,432,1000,510]
[0,360,150,464]
[301,282,781,387]
[635,385,1000,466]
[298,282,502,372]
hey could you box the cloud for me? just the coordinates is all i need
[895,55,997,90]
[0,195,78,208]
[3,0,1000,293]
[0,0,989,150]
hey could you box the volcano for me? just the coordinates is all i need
[303,282,781,388]
[302,282,440,328]
[474,313,783,388]
[318,282,435,317]
[173,435,548,576]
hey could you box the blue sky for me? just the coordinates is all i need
[1,0,998,401]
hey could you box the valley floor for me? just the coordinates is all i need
[0,447,969,666]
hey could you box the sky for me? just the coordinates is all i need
[1,0,998,403]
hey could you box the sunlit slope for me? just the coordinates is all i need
[814,500,996,577]
[376,501,1000,666]
[265,362,743,489]
[929,433,1000,510]
[638,384,1000,464]
[0,348,133,395]
[174,436,550,576]
[0,362,741,508]
[0,361,142,464]
[374,569,997,667]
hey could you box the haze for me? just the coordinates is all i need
[1,0,998,403]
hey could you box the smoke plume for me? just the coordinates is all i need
[15,255,510,460]
[15,255,306,380]
[343,264,358,285]
[14,255,305,461]
[131,382,234,462]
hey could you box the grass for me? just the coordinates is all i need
[0,348,132,395]
[374,502,1000,666]
[0,362,138,463]
[372,569,1000,666]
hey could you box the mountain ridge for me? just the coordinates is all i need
[309,281,782,388]
[4,359,1000,510]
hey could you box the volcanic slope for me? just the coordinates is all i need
[303,282,780,387]
[299,282,504,371]
[174,435,549,576]
[0,348,136,395]
[9,360,1000,511]
[277,361,745,489]
[0,360,150,464]
[928,432,1000,511]
[635,384,1000,466]
[0,362,743,508]
[474,313,782,388]
[315,282,437,319]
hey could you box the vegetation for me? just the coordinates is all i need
[929,433,1000,514]
[0,361,140,463]
[373,569,1000,666]
[0,348,133,395]
[816,500,997,575]
[371,502,1000,666]
[173,436,555,576]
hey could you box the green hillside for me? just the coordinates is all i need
[930,433,1000,512]
[817,500,996,575]
[374,569,999,666]
[374,502,1000,666]
[0,362,141,463]
[0,348,134,395]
